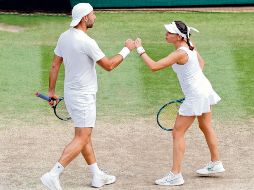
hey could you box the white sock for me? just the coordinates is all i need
[49,162,64,176]
[88,163,101,174]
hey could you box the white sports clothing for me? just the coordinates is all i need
[54,28,105,94]
[64,93,96,128]
[54,28,105,127]
[172,47,221,116]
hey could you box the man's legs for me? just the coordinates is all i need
[59,128,93,166]
[41,128,93,190]
[81,135,96,164]
[80,134,116,188]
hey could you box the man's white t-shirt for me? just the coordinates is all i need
[54,28,105,94]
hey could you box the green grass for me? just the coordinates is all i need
[0,12,253,124]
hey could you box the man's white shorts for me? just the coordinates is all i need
[64,93,96,128]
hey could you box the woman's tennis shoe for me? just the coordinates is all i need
[40,172,62,190]
[155,171,184,186]
[196,161,225,175]
[91,170,116,188]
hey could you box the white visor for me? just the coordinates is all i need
[164,21,199,39]
[164,23,178,34]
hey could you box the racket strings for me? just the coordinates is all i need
[55,100,71,120]
[158,103,180,130]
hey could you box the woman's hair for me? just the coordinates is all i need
[175,21,194,51]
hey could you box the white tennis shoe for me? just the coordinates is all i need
[155,171,184,186]
[196,161,225,175]
[91,170,116,188]
[40,172,62,190]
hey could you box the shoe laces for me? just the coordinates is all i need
[161,172,175,182]
[203,161,212,169]
[205,161,220,169]
[98,170,112,178]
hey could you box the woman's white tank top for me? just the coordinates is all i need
[172,46,214,98]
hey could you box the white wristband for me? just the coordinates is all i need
[137,46,145,55]
[118,47,130,59]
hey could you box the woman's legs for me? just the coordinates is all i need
[196,112,225,174]
[197,112,219,161]
[171,115,196,174]
[155,114,195,186]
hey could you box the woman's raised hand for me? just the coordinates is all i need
[135,38,142,48]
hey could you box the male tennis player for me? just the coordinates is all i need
[40,3,135,189]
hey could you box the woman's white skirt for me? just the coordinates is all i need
[179,90,221,116]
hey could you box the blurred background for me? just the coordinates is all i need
[0,0,253,13]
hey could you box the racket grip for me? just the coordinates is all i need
[35,92,51,102]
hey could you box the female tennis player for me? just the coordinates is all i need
[135,21,225,186]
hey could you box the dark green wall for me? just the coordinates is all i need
[0,0,253,12]
[70,0,254,8]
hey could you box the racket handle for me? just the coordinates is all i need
[35,92,51,102]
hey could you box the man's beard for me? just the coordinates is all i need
[86,20,94,28]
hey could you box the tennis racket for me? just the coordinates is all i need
[35,92,71,121]
[156,98,185,131]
